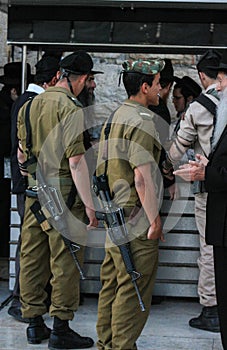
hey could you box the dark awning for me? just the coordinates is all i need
[7,1,227,54]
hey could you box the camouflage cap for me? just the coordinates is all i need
[122,58,165,75]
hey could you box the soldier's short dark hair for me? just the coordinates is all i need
[123,72,155,97]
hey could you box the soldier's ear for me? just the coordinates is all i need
[51,75,59,86]
[141,82,149,94]
[79,74,88,85]
[56,71,61,80]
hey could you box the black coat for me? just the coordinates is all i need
[149,97,171,144]
[0,89,13,160]
[205,125,227,246]
[10,91,37,193]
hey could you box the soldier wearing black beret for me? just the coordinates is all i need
[17,51,98,350]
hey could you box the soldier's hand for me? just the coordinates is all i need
[147,215,165,242]
[167,183,179,200]
[86,207,98,229]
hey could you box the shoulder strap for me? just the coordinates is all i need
[193,94,217,116]
[66,95,83,108]
[25,97,35,152]
[103,110,116,175]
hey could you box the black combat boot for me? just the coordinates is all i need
[27,315,51,344]
[48,316,94,349]
[189,305,220,332]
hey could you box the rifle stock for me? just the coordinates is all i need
[29,169,86,280]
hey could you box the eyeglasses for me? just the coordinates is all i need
[172,95,184,100]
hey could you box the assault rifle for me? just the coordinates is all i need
[93,173,145,312]
[27,169,85,280]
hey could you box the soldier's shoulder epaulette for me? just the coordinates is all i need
[138,110,153,121]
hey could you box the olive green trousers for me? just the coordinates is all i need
[20,196,85,320]
[96,234,159,350]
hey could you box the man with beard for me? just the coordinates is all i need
[162,50,222,332]
[17,51,98,349]
[173,51,227,350]
[77,74,97,107]
[78,71,103,143]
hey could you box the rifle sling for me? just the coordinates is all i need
[25,97,35,152]
[103,110,116,175]
[24,92,89,210]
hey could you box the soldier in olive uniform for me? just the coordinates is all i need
[96,58,165,350]
[17,51,98,350]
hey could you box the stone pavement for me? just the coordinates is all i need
[0,280,223,350]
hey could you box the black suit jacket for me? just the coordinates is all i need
[205,125,227,246]
[10,91,37,193]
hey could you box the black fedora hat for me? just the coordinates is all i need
[207,50,227,72]
[196,49,222,71]
[35,55,60,82]
[160,58,174,82]
[174,75,202,97]
[0,62,33,85]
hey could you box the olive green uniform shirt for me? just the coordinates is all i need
[18,86,85,181]
[97,99,162,209]
[96,99,162,350]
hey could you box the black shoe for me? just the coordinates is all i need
[8,305,30,323]
[27,316,51,344]
[48,329,94,349]
[189,306,220,332]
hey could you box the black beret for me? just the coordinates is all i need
[60,50,93,75]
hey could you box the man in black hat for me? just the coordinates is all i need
[171,75,202,135]
[8,55,60,323]
[149,58,174,140]
[149,59,175,196]
[0,62,29,261]
[17,50,98,349]
[163,49,222,332]
[173,50,227,349]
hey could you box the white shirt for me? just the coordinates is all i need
[26,83,45,95]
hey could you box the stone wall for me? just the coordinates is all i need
[91,53,200,119]
[0,10,8,69]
